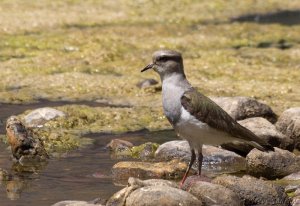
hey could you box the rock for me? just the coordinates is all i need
[51,200,104,206]
[282,171,300,181]
[136,79,158,88]
[126,185,201,206]
[155,140,246,175]
[0,168,9,181]
[108,141,159,160]
[239,117,293,150]
[292,188,300,206]
[106,139,133,159]
[107,177,200,206]
[213,175,290,206]
[111,159,187,182]
[211,96,277,123]
[6,116,49,161]
[276,107,300,150]
[24,107,65,127]
[246,148,300,179]
[131,142,159,160]
[106,139,134,151]
[186,181,243,206]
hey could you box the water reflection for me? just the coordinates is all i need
[1,160,48,200]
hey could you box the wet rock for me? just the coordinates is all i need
[246,148,300,179]
[111,159,187,182]
[24,107,65,127]
[213,175,290,206]
[6,116,49,161]
[106,139,133,159]
[136,79,158,88]
[211,96,277,123]
[106,139,134,151]
[276,107,300,150]
[155,140,246,174]
[107,177,199,206]
[131,142,159,160]
[51,200,104,206]
[239,117,294,150]
[186,181,243,206]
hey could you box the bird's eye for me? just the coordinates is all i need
[157,56,168,62]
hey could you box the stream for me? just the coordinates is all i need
[0,101,177,206]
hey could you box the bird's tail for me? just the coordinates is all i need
[248,140,274,152]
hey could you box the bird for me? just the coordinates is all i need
[141,50,274,186]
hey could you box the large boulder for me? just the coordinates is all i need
[246,148,300,179]
[213,175,290,206]
[211,96,277,123]
[107,177,201,206]
[155,140,246,175]
[276,107,300,150]
[186,181,243,206]
[111,159,187,182]
[24,107,66,127]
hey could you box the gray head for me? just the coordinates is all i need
[141,50,185,80]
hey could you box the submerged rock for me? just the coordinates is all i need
[6,116,49,161]
[211,96,277,123]
[276,107,300,150]
[246,148,300,179]
[155,140,246,175]
[107,177,201,206]
[186,181,243,206]
[111,159,187,182]
[213,175,290,206]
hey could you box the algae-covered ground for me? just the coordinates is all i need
[1,0,300,137]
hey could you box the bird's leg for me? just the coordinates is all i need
[180,149,196,187]
[197,150,203,175]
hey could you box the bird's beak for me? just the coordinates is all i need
[141,63,154,72]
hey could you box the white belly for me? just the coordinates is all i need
[174,107,240,151]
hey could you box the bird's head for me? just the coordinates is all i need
[141,50,185,80]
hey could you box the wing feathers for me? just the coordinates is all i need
[181,88,274,152]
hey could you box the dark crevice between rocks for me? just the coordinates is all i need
[0,99,132,134]
[231,9,300,26]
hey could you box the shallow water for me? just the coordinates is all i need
[0,102,177,206]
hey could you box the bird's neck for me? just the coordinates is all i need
[161,73,191,125]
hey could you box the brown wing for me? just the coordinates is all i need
[180,88,274,151]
